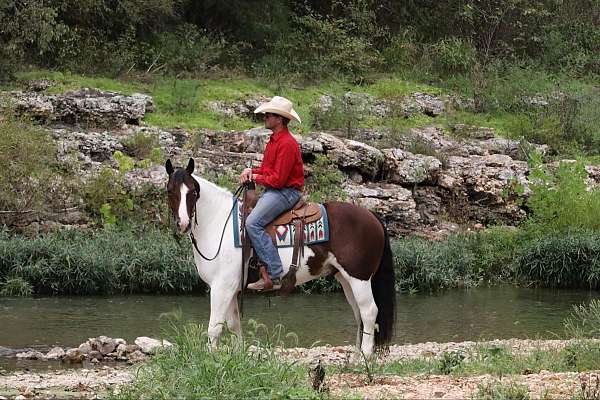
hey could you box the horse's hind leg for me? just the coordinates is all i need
[338,269,378,357]
[335,272,362,349]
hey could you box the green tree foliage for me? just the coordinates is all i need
[258,6,381,82]
[1,0,598,77]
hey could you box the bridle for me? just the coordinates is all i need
[185,180,245,261]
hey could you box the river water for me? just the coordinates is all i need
[2,287,599,355]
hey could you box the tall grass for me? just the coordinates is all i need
[115,320,318,400]
[0,226,201,295]
[564,299,600,339]
[392,228,520,293]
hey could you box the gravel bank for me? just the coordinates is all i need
[2,339,599,399]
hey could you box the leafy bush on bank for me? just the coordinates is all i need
[392,228,520,293]
[0,116,79,227]
[2,224,600,296]
[515,231,600,289]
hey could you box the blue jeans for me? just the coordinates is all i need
[246,187,302,279]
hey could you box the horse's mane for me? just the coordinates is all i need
[193,175,234,198]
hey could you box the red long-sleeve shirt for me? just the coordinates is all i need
[252,128,304,190]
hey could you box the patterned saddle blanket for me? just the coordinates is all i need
[232,198,329,248]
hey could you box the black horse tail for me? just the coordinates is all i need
[371,215,396,346]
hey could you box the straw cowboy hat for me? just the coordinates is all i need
[254,96,301,123]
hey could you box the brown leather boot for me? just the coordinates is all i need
[259,265,273,291]
[247,265,282,291]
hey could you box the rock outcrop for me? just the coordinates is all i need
[4,85,600,238]
[6,88,153,127]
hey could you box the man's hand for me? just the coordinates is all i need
[239,167,253,183]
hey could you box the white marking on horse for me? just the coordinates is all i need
[178,183,190,232]
[325,252,378,357]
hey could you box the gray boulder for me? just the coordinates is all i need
[304,132,384,178]
[344,182,421,234]
[208,96,269,119]
[382,148,442,184]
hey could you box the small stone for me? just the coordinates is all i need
[45,346,65,360]
[116,344,128,360]
[127,350,148,363]
[64,348,85,363]
[125,344,140,353]
[15,396,26,400]
[88,350,103,361]
[78,342,92,354]
[134,337,172,355]
[16,351,44,360]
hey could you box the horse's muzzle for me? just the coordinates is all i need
[178,221,191,234]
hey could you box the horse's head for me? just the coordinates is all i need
[165,158,200,234]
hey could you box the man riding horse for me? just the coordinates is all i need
[238,96,304,291]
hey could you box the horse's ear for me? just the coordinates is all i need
[186,158,195,175]
[165,159,174,175]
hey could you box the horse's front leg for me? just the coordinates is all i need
[225,294,242,338]
[207,284,238,349]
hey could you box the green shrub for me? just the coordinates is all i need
[540,20,600,76]
[526,159,600,232]
[381,31,422,73]
[438,351,465,375]
[257,10,381,82]
[392,228,523,293]
[145,24,230,75]
[81,164,166,227]
[158,78,202,115]
[0,277,33,297]
[392,235,477,293]
[561,341,600,372]
[82,167,134,226]
[309,94,366,136]
[474,382,530,400]
[0,116,77,227]
[304,155,347,202]
[0,227,201,295]
[515,230,600,289]
[123,132,160,160]
[430,37,477,75]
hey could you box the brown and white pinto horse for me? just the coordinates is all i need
[165,158,395,356]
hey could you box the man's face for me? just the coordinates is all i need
[264,112,281,130]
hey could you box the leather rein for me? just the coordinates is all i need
[188,182,246,261]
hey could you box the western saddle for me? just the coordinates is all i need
[241,182,322,293]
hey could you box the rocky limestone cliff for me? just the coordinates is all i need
[4,87,599,239]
